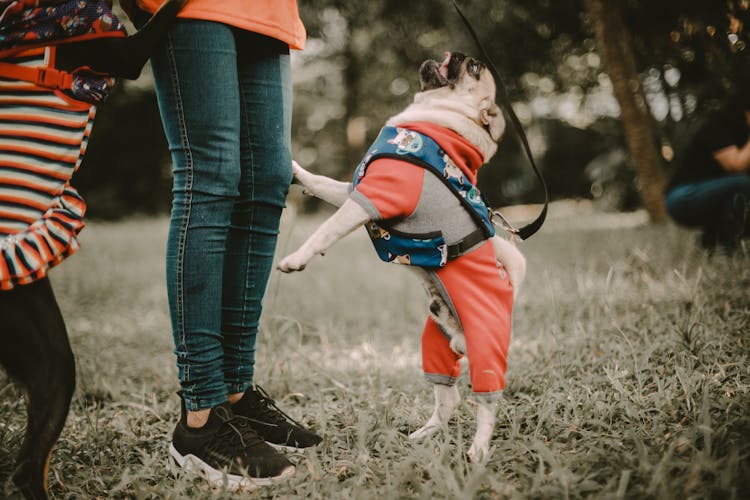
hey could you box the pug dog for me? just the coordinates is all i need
[278,52,526,462]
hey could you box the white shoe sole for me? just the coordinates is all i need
[169,443,295,491]
[268,441,315,453]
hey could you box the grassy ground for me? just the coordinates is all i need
[0,208,748,499]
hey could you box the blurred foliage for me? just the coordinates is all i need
[76,0,749,218]
[293,0,749,210]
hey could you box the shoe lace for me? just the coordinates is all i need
[212,406,266,451]
[253,385,305,427]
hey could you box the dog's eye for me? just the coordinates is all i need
[467,60,484,79]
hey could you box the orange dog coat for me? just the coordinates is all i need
[352,121,514,400]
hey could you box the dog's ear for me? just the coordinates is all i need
[480,102,505,142]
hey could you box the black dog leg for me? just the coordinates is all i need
[0,278,75,499]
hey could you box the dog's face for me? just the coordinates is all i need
[419,52,490,92]
[417,52,505,142]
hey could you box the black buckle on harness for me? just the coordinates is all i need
[446,227,486,260]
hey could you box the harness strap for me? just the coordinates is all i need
[446,226,486,260]
[0,60,74,90]
[452,0,549,240]
[354,126,496,267]
[370,151,494,241]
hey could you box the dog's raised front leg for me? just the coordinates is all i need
[277,198,369,272]
[467,400,497,463]
[408,384,461,441]
[293,161,351,208]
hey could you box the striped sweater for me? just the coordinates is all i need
[0,47,91,290]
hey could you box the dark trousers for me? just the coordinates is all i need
[666,174,750,248]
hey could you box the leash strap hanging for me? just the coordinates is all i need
[451,0,548,240]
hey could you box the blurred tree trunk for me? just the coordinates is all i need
[586,0,668,222]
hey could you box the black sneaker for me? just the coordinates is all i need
[169,401,295,490]
[231,385,322,450]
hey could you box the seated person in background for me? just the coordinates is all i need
[665,90,750,252]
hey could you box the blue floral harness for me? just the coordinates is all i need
[352,126,495,268]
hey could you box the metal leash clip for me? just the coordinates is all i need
[491,209,520,236]
[453,0,549,241]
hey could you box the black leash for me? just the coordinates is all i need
[451,0,548,240]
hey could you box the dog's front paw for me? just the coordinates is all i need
[277,251,310,273]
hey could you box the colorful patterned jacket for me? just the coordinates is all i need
[0,0,125,289]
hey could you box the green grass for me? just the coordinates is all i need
[1,209,748,499]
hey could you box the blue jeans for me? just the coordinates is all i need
[150,20,292,411]
[666,174,750,245]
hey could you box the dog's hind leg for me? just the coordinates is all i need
[417,269,466,355]
[467,401,496,463]
[491,235,526,298]
[408,384,461,441]
[0,278,76,499]
[432,302,466,356]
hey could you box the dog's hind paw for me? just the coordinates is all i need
[467,401,496,463]
[467,442,489,463]
[449,334,466,355]
[428,300,465,355]
[408,422,441,441]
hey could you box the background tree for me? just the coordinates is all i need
[586,0,668,222]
